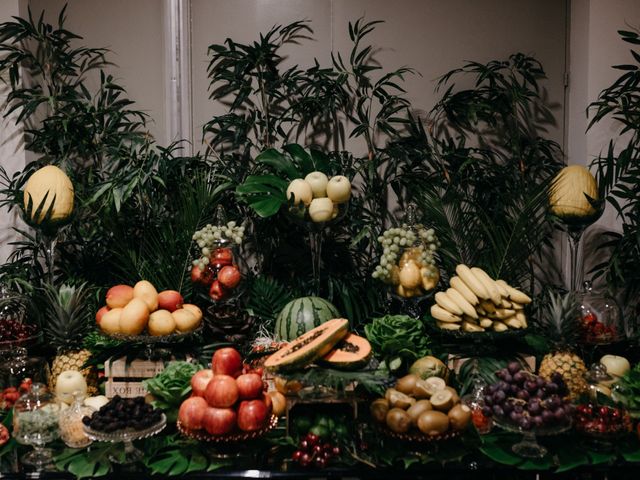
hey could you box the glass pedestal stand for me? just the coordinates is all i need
[494,418,572,459]
[287,203,348,297]
[560,207,603,294]
[83,414,166,465]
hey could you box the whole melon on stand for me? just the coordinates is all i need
[275,297,340,341]
[23,165,74,227]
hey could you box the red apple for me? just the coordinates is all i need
[205,375,239,408]
[209,280,227,301]
[178,396,208,430]
[202,407,236,435]
[237,399,269,432]
[191,265,215,286]
[157,290,184,312]
[212,348,243,376]
[191,369,214,397]
[212,247,233,267]
[95,306,110,325]
[236,373,263,400]
[218,265,241,289]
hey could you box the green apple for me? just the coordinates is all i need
[309,197,334,222]
[326,175,351,203]
[600,354,630,378]
[304,171,329,198]
[55,370,88,405]
[286,179,313,206]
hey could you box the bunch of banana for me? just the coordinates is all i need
[430,265,532,333]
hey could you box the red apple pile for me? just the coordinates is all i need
[190,247,242,302]
[178,347,272,435]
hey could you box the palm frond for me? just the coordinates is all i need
[245,276,293,328]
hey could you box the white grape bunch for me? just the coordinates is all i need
[372,224,440,284]
[191,221,244,271]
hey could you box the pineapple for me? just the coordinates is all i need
[43,283,98,396]
[538,291,588,399]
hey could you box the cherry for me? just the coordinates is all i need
[292,451,303,461]
[306,433,319,445]
[299,440,309,450]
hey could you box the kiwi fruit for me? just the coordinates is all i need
[386,408,412,433]
[445,386,460,405]
[413,376,446,398]
[395,374,419,395]
[406,399,432,425]
[430,389,454,412]
[387,389,416,409]
[370,398,390,423]
[448,404,472,431]
[417,410,450,436]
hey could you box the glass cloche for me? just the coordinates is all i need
[372,204,440,299]
[12,383,60,470]
[578,281,623,344]
[575,363,632,440]
[190,205,246,303]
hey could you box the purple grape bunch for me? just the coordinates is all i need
[481,361,574,431]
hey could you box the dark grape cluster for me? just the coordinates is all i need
[82,396,161,432]
[0,318,36,342]
[482,362,574,430]
[292,432,340,468]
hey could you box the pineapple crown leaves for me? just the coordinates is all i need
[42,281,93,350]
[538,289,581,347]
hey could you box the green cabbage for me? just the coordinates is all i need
[364,315,431,372]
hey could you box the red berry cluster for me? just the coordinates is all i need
[580,312,617,343]
[0,378,32,410]
[0,317,36,342]
[575,404,632,436]
[292,432,340,468]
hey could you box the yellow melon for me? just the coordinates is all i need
[23,165,74,224]
[549,165,598,218]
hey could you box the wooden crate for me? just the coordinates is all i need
[103,357,165,398]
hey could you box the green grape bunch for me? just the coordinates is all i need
[372,224,440,284]
[191,221,245,271]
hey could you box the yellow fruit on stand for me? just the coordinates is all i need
[549,165,598,218]
[399,261,421,289]
[23,165,74,225]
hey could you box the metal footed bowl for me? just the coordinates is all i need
[376,423,461,443]
[83,413,167,443]
[100,324,202,344]
[177,414,278,443]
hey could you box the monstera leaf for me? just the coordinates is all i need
[235,144,332,217]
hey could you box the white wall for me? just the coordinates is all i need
[0,0,27,264]
[567,0,640,231]
[28,0,168,144]
[191,0,567,150]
